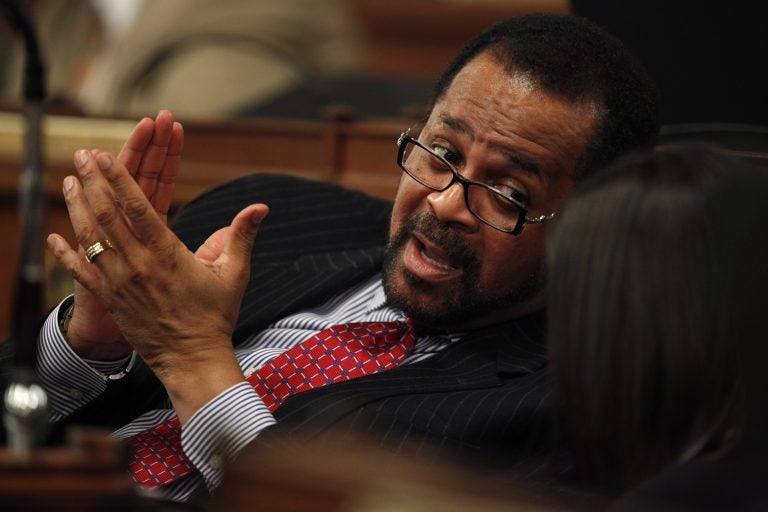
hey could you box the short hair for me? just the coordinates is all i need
[431,14,659,180]
[547,146,750,490]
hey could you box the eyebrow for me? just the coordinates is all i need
[438,114,542,178]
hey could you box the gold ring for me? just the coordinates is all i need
[85,240,113,263]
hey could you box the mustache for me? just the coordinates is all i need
[394,211,478,269]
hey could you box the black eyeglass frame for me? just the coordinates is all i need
[396,131,555,235]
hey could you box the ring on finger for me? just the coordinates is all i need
[85,239,114,263]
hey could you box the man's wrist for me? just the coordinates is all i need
[57,297,75,341]
[62,306,133,361]
[84,351,138,382]
[156,347,245,425]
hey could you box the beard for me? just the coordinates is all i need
[382,211,546,331]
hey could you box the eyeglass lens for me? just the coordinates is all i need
[401,140,523,232]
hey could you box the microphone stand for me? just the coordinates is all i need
[1,0,48,458]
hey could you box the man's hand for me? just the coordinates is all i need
[47,150,268,424]
[65,110,183,361]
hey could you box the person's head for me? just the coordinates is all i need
[383,14,659,332]
[548,145,752,490]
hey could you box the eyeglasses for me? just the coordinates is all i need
[396,131,555,235]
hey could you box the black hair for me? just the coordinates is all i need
[430,14,660,180]
[547,146,750,490]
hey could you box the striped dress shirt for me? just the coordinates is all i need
[37,274,459,502]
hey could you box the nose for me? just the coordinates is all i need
[426,181,479,231]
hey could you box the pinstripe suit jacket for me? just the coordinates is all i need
[3,173,552,471]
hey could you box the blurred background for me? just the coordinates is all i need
[0,0,569,121]
[2,0,763,124]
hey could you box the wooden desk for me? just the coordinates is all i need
[0,112,406,339]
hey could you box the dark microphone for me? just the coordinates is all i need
[1,0,49,456]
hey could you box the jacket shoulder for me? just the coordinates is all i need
[171,173,392,255]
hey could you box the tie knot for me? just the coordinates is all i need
[327,320,413,347]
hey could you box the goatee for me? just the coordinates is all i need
[382,211,545,331]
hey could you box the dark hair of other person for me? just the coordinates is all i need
[547,146,749,491]
[430,13,660,181]
[608,150,768,512]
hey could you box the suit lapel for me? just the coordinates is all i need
[233,247,384,344]
[273,313,548,437]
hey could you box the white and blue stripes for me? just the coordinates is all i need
[36,274,459,502]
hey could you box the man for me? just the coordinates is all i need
[8,14,658,504]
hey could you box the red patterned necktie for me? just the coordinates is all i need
[128,320,415,488]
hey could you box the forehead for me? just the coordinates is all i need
[427,53,599,182]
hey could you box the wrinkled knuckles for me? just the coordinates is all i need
[66,261,84,282]
[122,196,150,219]
[74,225,100,249]
[76,161,99,181]
[65,260,96,291]
[139,167,162,179]
[93,203,119,228]
[125,263,150,286]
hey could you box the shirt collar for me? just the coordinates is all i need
[366,277,390,314]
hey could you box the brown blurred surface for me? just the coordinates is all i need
[0,428,139,511]
[208,433,605,512]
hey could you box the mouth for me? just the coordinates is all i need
[402,232,463,282]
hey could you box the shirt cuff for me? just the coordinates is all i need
[180,381,276,492]
[36,297,131,420]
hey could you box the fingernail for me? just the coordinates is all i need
[46,234,56,250]
[97,154,112,171]
[63,176,75,194]
[74,149,89,167]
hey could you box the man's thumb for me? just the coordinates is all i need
[223,204,269,267]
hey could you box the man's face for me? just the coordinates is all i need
[383,52,598,332]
